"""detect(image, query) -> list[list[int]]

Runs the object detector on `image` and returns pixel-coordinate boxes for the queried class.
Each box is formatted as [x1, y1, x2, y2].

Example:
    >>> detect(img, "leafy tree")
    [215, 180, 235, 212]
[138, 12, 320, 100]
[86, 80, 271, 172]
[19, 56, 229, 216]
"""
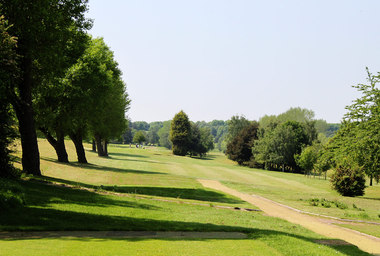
[328, 69, 380, 185]
[170, 111, 191, 156]
[158, 121, 172, 149]
[0, 0, 91, 175]
[226, 115, 251, 143]
[188, 124, 214, 157]
[62, 37, 129, 159]
[133, 131, 146, 145]
[295, 143, 321, 176]
[226, 122, 259, 166]
[254, 121, 309, 171]
[0, 16, 18, 177]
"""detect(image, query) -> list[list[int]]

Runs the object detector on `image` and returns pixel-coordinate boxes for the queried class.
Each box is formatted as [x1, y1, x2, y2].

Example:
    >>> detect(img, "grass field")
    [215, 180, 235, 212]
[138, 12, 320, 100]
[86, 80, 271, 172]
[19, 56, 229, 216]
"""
[3, 139, 379, 255]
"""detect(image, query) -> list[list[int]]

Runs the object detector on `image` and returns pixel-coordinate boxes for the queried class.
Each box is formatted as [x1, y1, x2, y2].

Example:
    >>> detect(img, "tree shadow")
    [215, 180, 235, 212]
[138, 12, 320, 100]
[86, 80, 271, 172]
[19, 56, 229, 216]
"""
[108, 152, 148, 158]
[0, 179, 371, 255]
[99, 186, 245, 204]
[41, 157, 165, 175]
[360, 196, 380, 201]
[16, 179, 159, 210]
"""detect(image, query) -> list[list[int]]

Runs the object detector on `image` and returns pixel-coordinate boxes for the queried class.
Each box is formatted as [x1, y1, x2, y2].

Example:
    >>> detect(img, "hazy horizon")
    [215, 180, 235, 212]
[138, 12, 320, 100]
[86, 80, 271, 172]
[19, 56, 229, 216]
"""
[86, 0, 380, 123]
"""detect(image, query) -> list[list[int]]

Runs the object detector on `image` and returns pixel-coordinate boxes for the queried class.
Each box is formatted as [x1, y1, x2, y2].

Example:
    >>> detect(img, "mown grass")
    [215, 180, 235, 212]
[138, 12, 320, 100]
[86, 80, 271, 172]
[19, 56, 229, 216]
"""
[4, 139, 378, 255]
[0, 178, 370, 256]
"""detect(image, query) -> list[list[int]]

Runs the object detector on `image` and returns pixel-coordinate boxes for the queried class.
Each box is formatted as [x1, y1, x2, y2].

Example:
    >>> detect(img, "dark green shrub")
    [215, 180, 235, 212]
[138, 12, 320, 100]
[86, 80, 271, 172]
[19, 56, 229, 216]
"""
[331, 165, 366, 197]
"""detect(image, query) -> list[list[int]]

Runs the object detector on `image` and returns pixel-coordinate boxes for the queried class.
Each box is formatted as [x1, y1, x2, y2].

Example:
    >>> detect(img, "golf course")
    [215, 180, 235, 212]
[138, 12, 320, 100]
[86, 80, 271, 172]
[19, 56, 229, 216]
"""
[1, 139, 379, 255]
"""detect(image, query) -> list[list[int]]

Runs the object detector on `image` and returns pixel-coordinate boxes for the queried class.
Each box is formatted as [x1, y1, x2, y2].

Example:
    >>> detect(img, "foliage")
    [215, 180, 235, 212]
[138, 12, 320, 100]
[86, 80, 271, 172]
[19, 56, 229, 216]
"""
[295, 143, 322, 175]
[0, 16, 18, 177]
[327, 69, 380, 185]
[158, 121, 172, 149]
[331, 163, 366, 197]
[226, 122, 259, 166]
[170, 111, 191, 156]
[254, 121, 310, 171]
[0, 0, 92, 174]
[226, 115, 251, 143]
[188, 124, 214, 157]
[133, 131, 146, 145]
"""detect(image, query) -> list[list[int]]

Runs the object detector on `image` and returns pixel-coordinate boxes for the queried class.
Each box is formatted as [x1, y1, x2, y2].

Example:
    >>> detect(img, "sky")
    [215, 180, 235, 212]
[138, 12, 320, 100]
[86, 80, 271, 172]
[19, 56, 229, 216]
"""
[86, 0, 380, 123]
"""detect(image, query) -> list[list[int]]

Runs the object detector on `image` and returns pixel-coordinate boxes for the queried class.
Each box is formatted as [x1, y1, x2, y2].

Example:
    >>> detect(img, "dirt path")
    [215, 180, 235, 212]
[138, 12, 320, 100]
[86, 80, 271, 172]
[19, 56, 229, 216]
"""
[198, 179, 380, 255]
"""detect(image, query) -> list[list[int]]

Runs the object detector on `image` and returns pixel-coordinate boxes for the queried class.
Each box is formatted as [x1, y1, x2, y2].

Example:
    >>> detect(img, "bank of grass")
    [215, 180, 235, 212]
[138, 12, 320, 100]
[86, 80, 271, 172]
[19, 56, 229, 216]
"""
[0, 178, 370, 256]
[13, 139, 380, 223]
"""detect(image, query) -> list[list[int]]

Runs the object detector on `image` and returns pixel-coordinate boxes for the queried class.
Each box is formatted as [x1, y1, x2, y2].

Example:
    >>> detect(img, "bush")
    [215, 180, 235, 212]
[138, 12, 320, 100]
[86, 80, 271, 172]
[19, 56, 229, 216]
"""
[331, 165, 366, 197]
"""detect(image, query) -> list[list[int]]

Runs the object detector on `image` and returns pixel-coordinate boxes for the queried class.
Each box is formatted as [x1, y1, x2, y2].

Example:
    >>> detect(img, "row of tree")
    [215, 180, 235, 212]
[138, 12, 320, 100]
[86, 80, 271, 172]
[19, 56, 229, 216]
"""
[0, 1, 129, 177]
[224, 76, 379, 197]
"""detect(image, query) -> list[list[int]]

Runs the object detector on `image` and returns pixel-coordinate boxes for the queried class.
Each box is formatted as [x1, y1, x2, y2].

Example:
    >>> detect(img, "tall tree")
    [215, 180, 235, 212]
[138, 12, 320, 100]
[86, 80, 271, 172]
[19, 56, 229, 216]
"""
[0, 0, 91, 174]
[158, 121, 172, 149]
[226, 122, 259, 166]
[170, 111, 191, 156]
[328, 69, 380, 185]
[0, 16, 18, 177]
[226, 115, 251, 143]
[63, 37, 129, 159]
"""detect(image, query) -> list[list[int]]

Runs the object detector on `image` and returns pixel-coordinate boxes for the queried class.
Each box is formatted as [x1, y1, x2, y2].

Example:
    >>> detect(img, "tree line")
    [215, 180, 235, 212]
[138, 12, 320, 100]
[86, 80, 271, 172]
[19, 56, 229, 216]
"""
[224, 79, 379, 197]
[0, 1, 129, 177]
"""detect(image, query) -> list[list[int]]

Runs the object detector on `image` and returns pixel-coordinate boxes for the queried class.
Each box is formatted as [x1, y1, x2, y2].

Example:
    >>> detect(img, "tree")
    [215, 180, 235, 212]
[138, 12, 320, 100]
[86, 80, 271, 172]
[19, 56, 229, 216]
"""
[170, 111, 191, 156]
[0, 16, 18, 177]
[62, 37, 129, 159]
[331, 162, 366, 197]
[254, 121, 309, 172]
[158, 121, 172, 149]
[226, 115, 251, 143]
[0, 0, 91, 175]
[226, 122, 259, 166]
[133, 131, 146, 145]
[295, 143, 321, 176]
[188, 124, 214, 157]
[328, 69, 380, 185]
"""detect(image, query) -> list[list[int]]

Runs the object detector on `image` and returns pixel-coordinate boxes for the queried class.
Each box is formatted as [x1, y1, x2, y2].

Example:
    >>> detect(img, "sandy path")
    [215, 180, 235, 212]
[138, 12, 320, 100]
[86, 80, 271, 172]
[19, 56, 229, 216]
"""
[198, 179, 380, 255]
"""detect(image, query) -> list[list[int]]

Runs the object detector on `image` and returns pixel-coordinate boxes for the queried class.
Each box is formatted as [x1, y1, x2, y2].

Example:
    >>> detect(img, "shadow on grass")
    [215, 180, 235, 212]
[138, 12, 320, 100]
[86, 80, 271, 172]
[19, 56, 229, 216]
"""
[41, 157, 165, 175]
[0, 179, 371, 255]
[36, 176, 244, 205]
[100, 186, 245, 204]
[189, 155, 217, 161]
[107, 152, 148, 158]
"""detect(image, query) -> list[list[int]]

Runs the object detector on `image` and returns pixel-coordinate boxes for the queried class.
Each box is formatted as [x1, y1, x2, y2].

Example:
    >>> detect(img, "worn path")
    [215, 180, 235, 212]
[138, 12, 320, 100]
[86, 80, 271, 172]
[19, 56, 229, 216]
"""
[198, 179, 380, 255]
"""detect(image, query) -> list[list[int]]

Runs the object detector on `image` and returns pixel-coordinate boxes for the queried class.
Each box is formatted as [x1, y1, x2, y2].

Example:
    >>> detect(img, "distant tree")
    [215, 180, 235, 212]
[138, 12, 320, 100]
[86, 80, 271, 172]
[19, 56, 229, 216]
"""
[158, 121, 172, 149]
[295, 143, 321, 176]
[226, 115, 251, 143]
[226, 122, 259, 166]
[254, 121, 309, 171]
[170, 111, 191, 156]
[0, 0, 91, 175]
[0, 16, 18, 177]
[132, 121, 150, 131]
[188, 124, 214, 157]
[122, 119, 133, 144]
[133, 131, 146, 145]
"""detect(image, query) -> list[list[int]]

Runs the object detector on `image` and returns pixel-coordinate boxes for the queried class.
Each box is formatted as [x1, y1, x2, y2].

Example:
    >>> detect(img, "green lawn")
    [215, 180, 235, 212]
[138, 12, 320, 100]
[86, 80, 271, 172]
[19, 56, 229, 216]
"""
[4, 139, 378, 255]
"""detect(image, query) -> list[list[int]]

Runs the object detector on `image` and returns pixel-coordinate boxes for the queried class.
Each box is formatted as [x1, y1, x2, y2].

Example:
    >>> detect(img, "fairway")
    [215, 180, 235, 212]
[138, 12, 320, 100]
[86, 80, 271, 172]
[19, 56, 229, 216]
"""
[4, 139, 379, 255]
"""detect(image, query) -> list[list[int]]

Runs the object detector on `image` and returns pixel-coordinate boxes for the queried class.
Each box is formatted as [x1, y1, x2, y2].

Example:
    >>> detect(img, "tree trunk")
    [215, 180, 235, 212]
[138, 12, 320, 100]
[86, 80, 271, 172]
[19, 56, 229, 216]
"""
[103, 140, 108, 156]
[370, 174, 373, 186]
[92, 139, 96, 152]
[40, 128, 69, 163]
[13, 57, 41, 175]
[69, 131, 87, 163]
[95, 134, 106, 156]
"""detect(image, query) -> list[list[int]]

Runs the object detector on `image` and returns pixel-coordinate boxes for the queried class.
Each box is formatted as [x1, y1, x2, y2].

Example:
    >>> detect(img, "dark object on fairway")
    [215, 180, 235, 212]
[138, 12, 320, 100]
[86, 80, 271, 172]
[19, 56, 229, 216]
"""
[234, 207, 241, 210]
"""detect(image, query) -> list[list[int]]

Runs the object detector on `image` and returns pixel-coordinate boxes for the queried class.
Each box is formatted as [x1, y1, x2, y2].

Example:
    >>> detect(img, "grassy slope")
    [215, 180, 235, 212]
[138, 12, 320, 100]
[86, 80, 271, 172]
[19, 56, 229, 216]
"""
[3, 139, 377, 255]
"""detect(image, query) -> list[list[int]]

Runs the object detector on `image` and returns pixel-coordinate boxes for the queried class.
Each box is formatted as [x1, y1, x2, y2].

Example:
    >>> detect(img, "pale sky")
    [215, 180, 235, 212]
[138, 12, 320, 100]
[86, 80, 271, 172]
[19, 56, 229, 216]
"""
[86, 0, 380, 123]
